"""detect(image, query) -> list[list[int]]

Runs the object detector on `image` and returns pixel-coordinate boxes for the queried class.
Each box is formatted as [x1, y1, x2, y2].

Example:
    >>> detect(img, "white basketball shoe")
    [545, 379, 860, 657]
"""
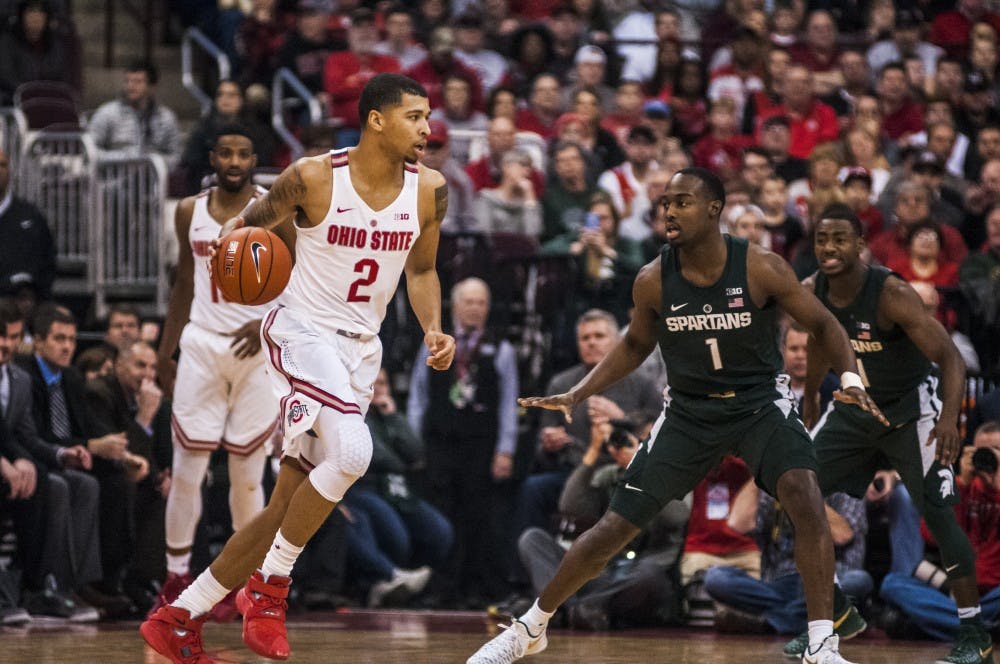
[467, 619, 548, 664]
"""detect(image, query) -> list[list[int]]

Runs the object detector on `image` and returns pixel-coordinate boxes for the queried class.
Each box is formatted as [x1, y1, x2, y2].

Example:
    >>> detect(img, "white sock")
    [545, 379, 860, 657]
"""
[259, 529, 304, 581]
[173, 569, 229, 619]
[166, 552, 191, 576]
[807, 619, 834, 653]
[958, 605, 982, 620]
[519, 599, 554, 636]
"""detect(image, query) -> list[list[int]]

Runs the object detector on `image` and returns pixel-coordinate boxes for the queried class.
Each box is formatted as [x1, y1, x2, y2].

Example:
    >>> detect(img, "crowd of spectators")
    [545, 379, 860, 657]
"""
[1, 0, 1000, 646]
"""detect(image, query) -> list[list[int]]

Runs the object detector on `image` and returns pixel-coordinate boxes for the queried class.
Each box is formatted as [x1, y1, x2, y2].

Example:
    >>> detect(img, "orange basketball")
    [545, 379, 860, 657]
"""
[212, 226, 292, 306]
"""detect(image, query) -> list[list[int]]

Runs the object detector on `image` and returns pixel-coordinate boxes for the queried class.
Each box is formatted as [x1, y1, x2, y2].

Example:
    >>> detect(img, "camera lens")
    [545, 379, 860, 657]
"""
[972, 447, 998, 475]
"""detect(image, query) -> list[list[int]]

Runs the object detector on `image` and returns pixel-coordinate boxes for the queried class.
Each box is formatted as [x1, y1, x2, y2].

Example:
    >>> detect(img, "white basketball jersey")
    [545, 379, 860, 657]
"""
[279, 149, 422, 336]
[189, 186, 271, 334]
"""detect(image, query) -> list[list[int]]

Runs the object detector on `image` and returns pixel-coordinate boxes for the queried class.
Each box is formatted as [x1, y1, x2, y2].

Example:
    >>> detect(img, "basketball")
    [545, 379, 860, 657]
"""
[212, 226, 292, 306]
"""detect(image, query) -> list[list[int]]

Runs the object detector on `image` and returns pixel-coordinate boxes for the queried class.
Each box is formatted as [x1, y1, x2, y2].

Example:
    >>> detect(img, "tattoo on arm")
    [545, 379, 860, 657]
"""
[434, 184, 448, 223]
[244, 164, 307, 228]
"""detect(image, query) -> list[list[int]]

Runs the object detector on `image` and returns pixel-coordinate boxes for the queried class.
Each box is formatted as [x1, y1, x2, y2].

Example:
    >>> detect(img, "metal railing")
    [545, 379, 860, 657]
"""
[93, 154, 168, 318]
[182, 27, 232, 117]
[15, 128, 168, 315]
[272, 67, 323, 162]
[16, 130, 98, 272]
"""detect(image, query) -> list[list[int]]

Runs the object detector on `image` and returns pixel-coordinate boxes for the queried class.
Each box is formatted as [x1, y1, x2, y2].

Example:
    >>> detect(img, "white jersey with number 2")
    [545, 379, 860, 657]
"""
[279, 148, 422, 336]
[189, 186, 271, 334]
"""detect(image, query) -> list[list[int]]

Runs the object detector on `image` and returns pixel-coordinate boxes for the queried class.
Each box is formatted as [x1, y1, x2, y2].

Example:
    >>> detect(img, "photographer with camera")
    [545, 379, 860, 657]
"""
[515, 415, 690, 631]
[879, 421, 1000, 641]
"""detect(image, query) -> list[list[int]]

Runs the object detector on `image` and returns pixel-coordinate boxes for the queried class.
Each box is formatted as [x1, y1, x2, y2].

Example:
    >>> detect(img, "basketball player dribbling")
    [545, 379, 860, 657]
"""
[150, 125, 279, 621]
[141, 73, 455, 663]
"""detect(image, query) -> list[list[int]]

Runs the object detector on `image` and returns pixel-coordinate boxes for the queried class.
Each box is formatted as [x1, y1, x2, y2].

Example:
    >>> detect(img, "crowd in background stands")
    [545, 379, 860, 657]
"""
[1, 0, 1000, 643]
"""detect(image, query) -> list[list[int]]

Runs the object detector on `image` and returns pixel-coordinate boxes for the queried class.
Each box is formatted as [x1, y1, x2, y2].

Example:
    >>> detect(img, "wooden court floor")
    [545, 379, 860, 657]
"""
[0, 610, 994, 663]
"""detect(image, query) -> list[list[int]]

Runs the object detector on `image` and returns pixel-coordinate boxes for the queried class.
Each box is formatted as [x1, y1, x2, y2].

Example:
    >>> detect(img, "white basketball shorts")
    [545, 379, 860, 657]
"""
[260, 306, 382, 470]
[171, 321, 278, 456]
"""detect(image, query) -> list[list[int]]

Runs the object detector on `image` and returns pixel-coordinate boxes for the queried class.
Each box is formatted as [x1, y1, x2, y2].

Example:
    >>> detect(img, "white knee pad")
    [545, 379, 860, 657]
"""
[165, 448, 212, 549]
[308, 416, 373, 503]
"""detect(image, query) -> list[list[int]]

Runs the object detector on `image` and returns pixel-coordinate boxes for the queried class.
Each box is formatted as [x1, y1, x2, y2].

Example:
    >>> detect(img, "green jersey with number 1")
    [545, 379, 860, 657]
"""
[656, 236, 784, 403]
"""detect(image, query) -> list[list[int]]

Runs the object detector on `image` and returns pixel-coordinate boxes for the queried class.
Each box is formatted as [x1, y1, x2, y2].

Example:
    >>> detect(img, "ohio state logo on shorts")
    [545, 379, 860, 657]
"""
[287, 400, 310, 426]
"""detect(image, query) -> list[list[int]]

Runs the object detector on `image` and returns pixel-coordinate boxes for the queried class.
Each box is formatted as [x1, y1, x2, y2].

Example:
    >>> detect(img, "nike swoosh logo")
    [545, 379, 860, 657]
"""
[624, 483, 644, 493]
[250, 241, 267, 283]
[945, 563, 960, 573]
[670, 303, 688, 312]
[337, 206, 354, 213]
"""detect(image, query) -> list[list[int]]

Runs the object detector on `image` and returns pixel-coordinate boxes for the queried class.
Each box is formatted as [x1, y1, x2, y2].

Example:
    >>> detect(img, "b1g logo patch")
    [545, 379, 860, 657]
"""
[287, 400, 310, 426]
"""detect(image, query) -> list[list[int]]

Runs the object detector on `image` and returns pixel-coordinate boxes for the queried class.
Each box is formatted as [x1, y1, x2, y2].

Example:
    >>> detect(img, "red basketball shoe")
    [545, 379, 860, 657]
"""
[140, 604, 214, 664]
[208, 587, 241, 623]
[147, 572, 194, 619]
[236, 571, 291, 660]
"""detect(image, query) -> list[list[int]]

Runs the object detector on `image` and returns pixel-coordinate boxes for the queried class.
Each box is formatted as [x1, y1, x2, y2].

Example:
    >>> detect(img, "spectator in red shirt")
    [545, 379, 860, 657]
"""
[877, 62, 924, 143]
[515, 73, 563, 140]
[322, 8, 400, 140]
[887, 222, 960, 289]
[788, 10, 843, 95]
[929, 0, 1000, 60]
[235, 0, 289, 89]
[756, 64, 839, 160]
[680, 457, 761, 586]
[869, 180, 968, 267]
[404, 26, 484, 114]
[465, 116, 545, 196]
[692, 97, 753, 181]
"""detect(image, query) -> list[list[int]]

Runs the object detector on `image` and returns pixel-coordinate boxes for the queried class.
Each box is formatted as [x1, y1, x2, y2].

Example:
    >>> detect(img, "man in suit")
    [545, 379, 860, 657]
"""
[86, 339, 171, 607]
[0, 298, 98, 620]
[0, 303, 44, 625]
[15, 303, 141, 614]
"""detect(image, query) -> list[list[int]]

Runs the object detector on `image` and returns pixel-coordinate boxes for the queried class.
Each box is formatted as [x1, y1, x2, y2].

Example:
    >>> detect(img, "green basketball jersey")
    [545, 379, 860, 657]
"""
[814, 266, 930, 405]
[656, 236, 783, 399]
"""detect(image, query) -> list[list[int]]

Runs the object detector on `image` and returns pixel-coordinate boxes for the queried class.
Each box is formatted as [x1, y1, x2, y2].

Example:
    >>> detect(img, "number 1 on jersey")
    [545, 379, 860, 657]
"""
[347, 258, 380, 303]
[705, 337, 723, 371]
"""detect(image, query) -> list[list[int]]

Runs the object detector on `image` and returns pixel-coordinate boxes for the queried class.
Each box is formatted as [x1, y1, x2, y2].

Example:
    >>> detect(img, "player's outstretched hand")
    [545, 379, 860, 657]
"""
[927, 420, 961, 466]
[229, 319, 263, 359]
[425, 331, 455, 370]
[833, 387, 890, 427]
[519, 393, 577, 423]
[208, 216, 246, 265]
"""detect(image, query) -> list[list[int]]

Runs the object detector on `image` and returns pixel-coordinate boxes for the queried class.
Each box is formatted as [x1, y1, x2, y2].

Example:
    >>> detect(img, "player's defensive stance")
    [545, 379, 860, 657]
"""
[467, 169, 887, 664]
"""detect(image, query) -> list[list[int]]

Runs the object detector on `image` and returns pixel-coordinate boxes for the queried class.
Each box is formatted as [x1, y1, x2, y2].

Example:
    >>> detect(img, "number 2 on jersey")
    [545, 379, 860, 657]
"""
[705, 337, 723, 371]
[347, 258, 379, 303]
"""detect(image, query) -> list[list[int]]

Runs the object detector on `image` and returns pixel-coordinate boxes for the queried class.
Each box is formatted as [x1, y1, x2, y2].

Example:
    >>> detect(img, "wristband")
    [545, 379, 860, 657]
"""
[840, 371, 864, 391]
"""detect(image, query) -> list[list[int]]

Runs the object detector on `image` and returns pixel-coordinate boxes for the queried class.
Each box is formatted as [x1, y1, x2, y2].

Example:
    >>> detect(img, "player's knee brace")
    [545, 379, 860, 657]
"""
[228, 450, 267, 530]
[308, 417, 372, 503]
[922, 501, 976, 579]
